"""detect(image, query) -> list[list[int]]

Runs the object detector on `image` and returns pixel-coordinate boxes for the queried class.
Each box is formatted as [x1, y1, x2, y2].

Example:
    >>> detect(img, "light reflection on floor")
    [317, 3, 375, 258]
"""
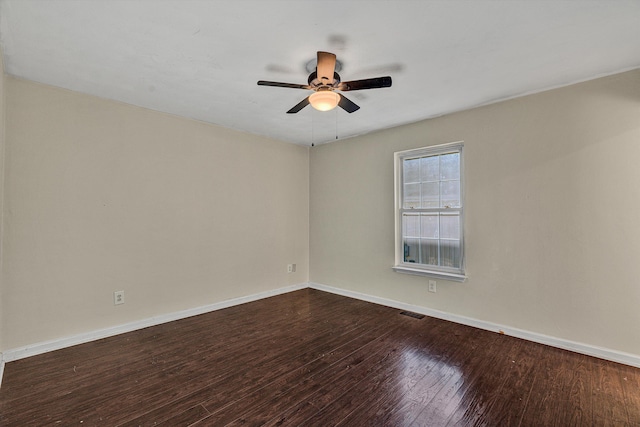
[393, 345, 464, 425]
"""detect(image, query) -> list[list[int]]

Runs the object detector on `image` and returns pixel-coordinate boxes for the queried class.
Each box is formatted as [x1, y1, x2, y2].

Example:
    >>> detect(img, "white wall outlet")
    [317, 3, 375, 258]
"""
[287, 264, 296, 273]
[114, 290, 125, 305]
[428, 280, 437, 293]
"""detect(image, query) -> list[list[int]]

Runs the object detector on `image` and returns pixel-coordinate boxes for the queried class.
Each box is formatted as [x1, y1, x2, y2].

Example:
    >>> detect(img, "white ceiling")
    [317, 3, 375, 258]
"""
[1, 0, 639, 146]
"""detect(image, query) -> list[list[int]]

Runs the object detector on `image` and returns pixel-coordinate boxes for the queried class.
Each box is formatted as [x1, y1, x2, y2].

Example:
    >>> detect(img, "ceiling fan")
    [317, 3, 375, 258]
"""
[257, 51, 392, 114]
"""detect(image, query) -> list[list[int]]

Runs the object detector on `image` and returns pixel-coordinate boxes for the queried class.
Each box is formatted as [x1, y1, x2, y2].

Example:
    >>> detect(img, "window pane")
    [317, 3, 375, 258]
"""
[403, 238, 419, 263]
[440, 180, 460, 208]
[420, 182, 439, 208]
[403, 213, 420, 237]
[440, 240, 461, 268]
[420, 156, 439, 182]
[440, 212, 461, 268]
[404, 183, 420, 208]
[440, 152, 460, 180]
[421, 240, 439, 266]
[440, 213, 460, 239]
[420, 214, 438, 238]
[403, 158, 420, 183]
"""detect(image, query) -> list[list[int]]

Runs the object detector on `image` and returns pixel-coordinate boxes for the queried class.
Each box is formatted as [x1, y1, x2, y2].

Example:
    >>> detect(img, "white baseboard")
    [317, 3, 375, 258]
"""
[309, 282, 640, 369]
[1, 282, 308, 365]
[2, 280, 638, 390]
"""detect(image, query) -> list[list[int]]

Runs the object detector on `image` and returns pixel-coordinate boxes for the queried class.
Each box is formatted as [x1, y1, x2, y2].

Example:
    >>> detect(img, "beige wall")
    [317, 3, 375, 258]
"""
[310, 70, 640, 357]
[2, 77, 309, 350]
[2, 66, 639, 360]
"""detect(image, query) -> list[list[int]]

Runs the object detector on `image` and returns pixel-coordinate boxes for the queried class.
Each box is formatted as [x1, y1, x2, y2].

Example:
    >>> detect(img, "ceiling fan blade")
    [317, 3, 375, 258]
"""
[286, 97, 310, 114]
[337, 76, 392, 91]
[316, 51, 336, 85]
[338, 94, 360, 113]
[257, 80, 311, 89]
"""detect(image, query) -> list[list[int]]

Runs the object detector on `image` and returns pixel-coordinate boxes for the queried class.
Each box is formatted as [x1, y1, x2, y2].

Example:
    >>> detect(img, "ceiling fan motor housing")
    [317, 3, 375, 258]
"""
[308, 71, 341, 88]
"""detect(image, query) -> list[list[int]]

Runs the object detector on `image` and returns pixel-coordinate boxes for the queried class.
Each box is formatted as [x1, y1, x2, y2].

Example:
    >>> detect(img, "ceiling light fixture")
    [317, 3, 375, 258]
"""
[309, 91, 340, 111]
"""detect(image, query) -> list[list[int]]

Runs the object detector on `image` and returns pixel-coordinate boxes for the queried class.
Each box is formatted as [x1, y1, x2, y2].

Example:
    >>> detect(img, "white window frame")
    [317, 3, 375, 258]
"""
[393, 142, 467, 282]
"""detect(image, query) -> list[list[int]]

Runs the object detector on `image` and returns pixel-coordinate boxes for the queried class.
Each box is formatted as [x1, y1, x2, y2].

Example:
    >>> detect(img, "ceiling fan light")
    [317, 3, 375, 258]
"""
[309, 91, 340, 111]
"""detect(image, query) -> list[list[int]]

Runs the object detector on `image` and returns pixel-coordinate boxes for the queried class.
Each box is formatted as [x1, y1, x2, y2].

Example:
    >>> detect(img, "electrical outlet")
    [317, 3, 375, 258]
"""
[287, 264, 296, 273]
[428, 280, 437, 293]
[114, 290, 125, 305]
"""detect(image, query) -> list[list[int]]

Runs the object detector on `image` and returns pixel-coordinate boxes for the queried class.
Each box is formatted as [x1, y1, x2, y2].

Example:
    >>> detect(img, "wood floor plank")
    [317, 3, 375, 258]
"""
[331, 321, 489, 427]
[214, 318, 433, 426]
[519, 346, 594, 426]
[198, 320, 406, 425]
[2, 289, 344, 424]
[622, 363, 640, 424]
[592, 359, 640, 425]
[427, 334, 522, 426]
[2, 290, 374, 425]
[109, 292, 391, 425]
[282, 338, 425, 426]
[201, 335, 401, 424]
[592, 360, 628, 426]
[0, 289, 312, 401]
[118, 290, 400, 427]
[297, 319, 488, 427]
[0, 288, 638, 426]
[154, 404, 210, 427]
[405, 328, 504, 426]
[458, 336, 544, 426]
[195, 313, 388, 405]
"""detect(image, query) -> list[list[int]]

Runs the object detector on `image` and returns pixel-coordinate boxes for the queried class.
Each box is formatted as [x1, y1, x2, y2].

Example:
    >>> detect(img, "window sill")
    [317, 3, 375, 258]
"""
[392, 265, 467, 282]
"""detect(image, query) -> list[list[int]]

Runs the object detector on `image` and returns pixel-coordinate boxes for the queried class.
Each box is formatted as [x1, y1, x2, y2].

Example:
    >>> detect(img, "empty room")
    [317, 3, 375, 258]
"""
[0, 1, 639, 425]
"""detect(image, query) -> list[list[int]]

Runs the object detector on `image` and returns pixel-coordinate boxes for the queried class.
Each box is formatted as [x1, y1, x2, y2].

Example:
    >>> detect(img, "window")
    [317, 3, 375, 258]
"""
[393, 142, 466, 281]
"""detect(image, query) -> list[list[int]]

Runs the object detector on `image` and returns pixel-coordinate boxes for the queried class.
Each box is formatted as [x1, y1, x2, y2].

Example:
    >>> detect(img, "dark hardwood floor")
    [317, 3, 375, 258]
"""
[1, 288, 638, 426]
